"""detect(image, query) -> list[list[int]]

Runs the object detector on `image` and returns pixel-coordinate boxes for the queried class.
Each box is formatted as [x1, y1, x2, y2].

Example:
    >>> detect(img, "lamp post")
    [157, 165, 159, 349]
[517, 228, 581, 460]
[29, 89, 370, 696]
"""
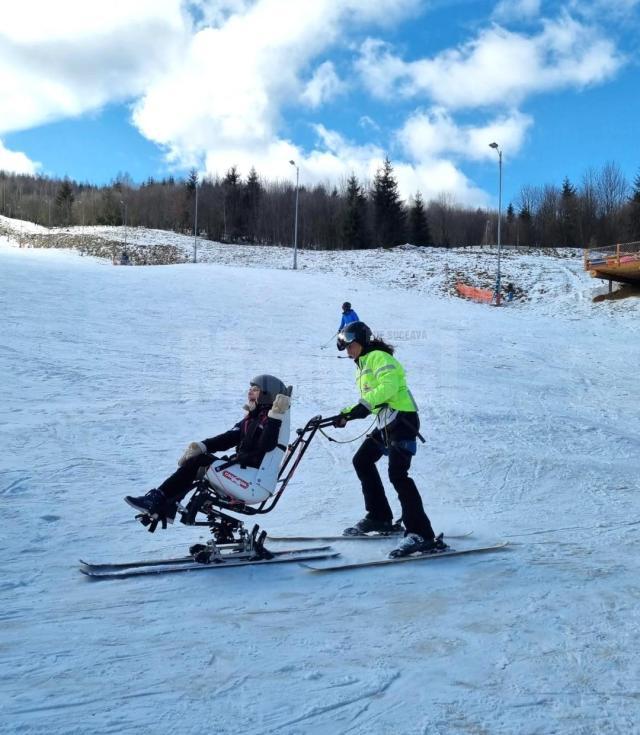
[489, 142, 503, 306]
[289, 159, 299, 270]
[193, 179, 199, 264]
[120, 199, 128, 251]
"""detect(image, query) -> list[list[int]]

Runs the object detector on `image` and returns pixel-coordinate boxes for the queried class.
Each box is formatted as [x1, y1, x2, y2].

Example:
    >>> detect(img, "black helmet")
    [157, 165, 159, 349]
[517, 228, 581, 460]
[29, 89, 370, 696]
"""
[337, 321, 372, 351]
[250, 374, 287, 404]
[342, 302, 351, 312]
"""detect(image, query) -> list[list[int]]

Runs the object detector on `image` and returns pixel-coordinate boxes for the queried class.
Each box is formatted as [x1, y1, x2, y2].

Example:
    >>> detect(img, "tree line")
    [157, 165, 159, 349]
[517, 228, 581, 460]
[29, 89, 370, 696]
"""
[1, 158, 639, 249]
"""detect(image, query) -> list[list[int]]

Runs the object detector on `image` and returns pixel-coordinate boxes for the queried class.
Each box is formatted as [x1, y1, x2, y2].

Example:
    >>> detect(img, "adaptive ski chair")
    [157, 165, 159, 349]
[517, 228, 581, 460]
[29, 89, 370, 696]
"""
[179, 386, 300, 562]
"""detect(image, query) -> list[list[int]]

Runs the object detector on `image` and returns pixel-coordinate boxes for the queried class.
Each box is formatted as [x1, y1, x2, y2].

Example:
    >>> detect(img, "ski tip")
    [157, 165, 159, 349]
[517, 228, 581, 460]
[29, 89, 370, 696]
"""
[298, 562, 324, 571]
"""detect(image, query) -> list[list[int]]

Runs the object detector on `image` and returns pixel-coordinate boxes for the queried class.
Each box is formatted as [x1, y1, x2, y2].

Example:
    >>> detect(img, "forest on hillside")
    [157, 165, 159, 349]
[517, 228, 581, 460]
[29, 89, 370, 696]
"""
[1, 158, 639, 250]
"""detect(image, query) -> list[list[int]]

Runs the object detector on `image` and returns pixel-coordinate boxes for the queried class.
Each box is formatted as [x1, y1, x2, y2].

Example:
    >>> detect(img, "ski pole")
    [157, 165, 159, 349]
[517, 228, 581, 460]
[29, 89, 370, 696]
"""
[320, 332, 339, 349]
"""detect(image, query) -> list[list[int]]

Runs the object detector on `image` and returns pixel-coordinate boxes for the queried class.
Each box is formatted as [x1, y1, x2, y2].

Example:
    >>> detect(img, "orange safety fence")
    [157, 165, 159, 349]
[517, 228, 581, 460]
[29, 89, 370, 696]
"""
[455, 282, 494, 303]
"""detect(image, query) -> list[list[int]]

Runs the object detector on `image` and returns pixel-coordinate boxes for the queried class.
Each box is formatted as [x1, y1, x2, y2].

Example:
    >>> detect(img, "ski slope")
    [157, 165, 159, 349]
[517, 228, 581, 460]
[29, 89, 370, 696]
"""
[1, 228, 639, 735]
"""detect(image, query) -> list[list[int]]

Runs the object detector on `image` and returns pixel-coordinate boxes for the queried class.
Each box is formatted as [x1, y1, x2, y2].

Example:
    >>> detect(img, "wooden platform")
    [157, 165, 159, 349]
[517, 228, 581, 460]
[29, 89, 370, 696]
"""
[584, 243, 640, 285]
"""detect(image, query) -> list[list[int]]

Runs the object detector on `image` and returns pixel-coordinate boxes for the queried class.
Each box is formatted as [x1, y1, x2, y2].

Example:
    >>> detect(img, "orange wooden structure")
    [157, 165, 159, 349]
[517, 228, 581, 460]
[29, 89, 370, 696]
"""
[584, 242, 640, 285]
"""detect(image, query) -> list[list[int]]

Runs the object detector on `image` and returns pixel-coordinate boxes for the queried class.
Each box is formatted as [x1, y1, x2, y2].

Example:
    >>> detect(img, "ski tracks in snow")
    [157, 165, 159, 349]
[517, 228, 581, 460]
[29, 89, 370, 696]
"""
[265, 670, 401, 734]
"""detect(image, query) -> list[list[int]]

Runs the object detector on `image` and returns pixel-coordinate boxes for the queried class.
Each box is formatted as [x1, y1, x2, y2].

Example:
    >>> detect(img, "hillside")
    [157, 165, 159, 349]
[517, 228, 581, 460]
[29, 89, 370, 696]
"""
[1, 226, 639, 735]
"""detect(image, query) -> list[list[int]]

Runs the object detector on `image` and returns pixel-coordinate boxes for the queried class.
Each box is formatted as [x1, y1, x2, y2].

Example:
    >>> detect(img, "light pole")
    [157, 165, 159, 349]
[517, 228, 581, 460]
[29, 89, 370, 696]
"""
[120, 199, 128, 252]
[193, 179, 199, 264]
[289, 159, 299, 270]
[489, 142, 503, 306]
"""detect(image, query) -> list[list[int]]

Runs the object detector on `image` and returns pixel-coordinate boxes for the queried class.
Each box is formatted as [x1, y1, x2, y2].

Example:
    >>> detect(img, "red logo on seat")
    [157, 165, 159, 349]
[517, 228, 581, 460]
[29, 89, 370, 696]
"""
[222, 470, 250, 489]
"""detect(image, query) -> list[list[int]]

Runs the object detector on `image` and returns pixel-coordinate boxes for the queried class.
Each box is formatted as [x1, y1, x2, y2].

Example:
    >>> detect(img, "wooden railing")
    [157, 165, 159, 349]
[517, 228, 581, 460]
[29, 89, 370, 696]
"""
[584, 242, 640, 271]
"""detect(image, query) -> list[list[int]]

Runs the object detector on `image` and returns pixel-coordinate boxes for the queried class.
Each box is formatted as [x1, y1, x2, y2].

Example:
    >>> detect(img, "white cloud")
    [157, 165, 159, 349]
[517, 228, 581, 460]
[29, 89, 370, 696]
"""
[0, 0, 629, 207]
[394, 159, 490, 207]
[132, 0, 421, 173]
[356, 13, 623, 109]
[397, 107, 533, 161]
[301, 62, 347, 108]
[493, 0, 541, 22]
[0, 1, 190, 134]
[359, 115, 381, 132]
[0, 140, 40, 174]
[187, 0, 255, 28]
[568, 0, 640, 18]
[309, 124, 490, 205]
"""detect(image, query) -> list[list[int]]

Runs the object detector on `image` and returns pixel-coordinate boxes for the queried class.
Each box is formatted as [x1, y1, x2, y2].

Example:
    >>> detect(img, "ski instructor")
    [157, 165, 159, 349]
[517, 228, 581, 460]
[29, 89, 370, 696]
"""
[334, 322, 446, 558]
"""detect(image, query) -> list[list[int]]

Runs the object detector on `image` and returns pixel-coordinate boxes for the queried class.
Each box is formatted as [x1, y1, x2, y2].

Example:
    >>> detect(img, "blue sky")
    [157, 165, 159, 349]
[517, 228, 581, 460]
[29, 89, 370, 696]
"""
[1, 0, 639, 209]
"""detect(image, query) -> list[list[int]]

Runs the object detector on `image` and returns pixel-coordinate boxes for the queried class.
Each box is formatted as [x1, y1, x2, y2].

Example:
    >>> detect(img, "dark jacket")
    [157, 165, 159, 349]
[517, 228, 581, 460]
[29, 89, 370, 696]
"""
[203, 405, 281, 468]
[157, 405, 283, 503]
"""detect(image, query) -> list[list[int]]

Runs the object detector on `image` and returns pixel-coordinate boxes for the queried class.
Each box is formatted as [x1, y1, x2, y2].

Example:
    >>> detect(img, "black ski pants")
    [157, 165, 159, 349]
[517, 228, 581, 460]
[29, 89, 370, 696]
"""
[352, 415, 435, 539]
[158, 454, 214, 502]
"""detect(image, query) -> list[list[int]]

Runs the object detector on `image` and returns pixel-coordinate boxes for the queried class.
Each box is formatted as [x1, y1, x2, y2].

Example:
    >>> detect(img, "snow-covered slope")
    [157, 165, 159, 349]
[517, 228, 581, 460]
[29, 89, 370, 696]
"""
[1, 230, 639, 735]
[0, 214, 608, 315]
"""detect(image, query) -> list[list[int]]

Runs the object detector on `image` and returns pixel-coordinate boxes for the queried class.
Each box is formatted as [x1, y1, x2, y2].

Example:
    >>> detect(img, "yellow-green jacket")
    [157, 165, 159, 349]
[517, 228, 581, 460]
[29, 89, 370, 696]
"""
[343, 349, 418, 427]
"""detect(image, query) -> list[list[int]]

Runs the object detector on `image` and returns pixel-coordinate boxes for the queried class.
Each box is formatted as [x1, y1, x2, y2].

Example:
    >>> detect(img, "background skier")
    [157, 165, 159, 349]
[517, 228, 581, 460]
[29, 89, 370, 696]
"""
[338, 301, 359, 332]
[125, 374, 290, 524]
[334, 321, 445, 558]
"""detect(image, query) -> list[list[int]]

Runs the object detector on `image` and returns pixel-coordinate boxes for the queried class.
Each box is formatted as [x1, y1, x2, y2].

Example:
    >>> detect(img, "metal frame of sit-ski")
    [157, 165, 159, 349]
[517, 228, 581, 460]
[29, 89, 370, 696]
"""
[138, 414, 340, 563]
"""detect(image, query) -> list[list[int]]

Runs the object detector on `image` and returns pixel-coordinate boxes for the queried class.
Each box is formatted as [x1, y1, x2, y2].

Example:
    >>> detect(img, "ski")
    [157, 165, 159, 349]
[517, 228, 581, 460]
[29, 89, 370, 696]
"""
[302, 542, 509, 573]
[80, 550, 340, 579]
[267, 531, 473, 542]
[80, 545, 331, 571]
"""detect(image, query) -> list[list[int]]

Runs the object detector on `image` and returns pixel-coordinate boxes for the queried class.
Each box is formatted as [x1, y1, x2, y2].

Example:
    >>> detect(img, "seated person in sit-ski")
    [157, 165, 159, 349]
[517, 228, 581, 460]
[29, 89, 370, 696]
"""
[125, 374, 290, 523]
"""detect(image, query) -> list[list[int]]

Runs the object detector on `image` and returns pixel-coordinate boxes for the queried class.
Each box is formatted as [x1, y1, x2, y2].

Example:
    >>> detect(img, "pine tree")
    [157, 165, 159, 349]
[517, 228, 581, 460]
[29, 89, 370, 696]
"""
[518, 203, 532, 247]
[505, 203, 515, 245]
[627, 170, 640, 241]
[371, 157, 406, 247]
[97, 188, 120, 226]
[407, 191, 432, 246]
[223, 166, 242, 241]
[341, 174, 369, 249]
[243, 167, 263, 243]
[185, 168, 199, 192]
[55, 179, 74, 225]
[559, 177, 578, 246]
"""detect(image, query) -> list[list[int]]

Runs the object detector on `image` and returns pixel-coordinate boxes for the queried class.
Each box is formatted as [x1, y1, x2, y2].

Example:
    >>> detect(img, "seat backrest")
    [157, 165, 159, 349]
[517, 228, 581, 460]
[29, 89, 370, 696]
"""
[204, 391, 292, 505]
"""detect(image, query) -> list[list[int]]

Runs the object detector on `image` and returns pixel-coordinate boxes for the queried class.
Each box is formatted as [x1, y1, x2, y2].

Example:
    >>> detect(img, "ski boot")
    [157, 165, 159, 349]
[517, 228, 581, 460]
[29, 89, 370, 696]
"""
[124, 488, 165, 515]
[388, 532, 448, 558]
[343, 516, 396, 537]
[125, 489, 177, 529]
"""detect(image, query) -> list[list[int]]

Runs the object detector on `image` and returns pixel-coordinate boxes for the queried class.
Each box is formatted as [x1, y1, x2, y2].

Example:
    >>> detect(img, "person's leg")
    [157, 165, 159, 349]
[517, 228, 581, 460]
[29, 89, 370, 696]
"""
[387, 445, 435, 539]
[157, 454, 212, 503]
[125, 454, 212, 516]
[353, 436, 392, 522]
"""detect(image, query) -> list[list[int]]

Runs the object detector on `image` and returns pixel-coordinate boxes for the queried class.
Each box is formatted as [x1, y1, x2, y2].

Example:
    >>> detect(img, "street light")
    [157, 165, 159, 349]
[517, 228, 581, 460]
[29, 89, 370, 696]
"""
[193, 179, 199, 264]
[289, 159, 299, 270]
[120, 199, 128, 252]
[489, 142, 503, 306]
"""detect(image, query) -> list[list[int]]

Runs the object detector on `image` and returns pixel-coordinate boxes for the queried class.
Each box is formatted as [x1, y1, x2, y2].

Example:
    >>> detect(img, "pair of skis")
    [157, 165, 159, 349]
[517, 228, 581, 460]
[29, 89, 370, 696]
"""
[79, 545, 338, 579]
[80, 531, 508, 579]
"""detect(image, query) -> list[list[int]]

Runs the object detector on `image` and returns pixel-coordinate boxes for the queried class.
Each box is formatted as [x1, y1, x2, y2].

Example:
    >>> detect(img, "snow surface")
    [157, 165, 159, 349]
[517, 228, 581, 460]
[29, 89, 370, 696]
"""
[1, 223, 639, 735]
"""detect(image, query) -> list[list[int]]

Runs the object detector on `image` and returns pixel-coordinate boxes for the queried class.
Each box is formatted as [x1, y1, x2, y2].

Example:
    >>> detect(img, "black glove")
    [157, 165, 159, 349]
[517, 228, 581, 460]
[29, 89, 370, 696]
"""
[345, 403, 371, 421]
[332, 415, 348, 428]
